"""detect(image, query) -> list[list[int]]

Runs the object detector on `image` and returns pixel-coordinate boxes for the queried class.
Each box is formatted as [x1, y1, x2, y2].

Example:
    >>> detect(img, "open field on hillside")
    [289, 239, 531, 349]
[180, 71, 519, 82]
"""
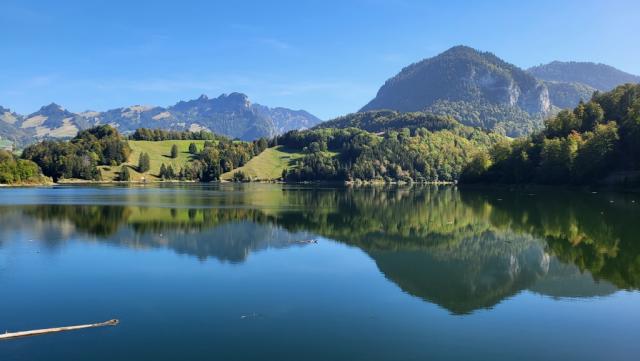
[99, 140, 208, 181]
[221, 146, 304, 181]
[99, 141, 304, 182]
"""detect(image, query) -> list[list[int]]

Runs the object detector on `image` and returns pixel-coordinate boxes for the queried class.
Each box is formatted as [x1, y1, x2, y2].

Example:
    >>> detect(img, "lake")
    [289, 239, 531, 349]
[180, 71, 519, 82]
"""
[1, 184, 639, 361]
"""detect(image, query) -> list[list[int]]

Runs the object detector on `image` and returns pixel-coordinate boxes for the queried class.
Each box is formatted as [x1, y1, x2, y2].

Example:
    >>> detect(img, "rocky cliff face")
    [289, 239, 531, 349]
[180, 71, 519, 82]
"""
[360, 46, 551, 136]
[541, 80, 597, 109]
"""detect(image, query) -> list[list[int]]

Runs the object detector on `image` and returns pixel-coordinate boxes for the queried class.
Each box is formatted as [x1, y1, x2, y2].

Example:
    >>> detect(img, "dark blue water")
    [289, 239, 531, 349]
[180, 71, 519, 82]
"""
[1, 184, 639, 360]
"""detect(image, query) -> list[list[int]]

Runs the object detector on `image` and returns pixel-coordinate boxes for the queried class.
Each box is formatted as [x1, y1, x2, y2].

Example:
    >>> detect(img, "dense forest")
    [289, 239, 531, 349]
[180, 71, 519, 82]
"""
[279, 112, 503, 182]
[461, 84, 640, 185]
[424, 100, 545, 136]
[316, 110, 461, 133]
[0, 149, 46, 184]
[21, 125, 131, 181]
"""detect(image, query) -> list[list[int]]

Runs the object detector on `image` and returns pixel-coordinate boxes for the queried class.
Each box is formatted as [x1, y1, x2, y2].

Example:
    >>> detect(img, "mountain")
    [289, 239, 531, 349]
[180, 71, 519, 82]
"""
[0, 106, 34, 146]
[528, 61, 640, 91]
[541, 80, 597, 109]
[361, 46, 551, 136]
[0, 106, 22, 125]
[19, 103, 93, 138]
[81, 93, 321, 140]
[254, 105, 320, 135]
[0, 93, 321, 146]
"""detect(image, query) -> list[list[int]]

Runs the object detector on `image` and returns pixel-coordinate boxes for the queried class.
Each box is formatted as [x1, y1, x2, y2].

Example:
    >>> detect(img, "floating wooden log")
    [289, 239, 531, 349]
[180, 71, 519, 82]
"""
[0, 319, 119, 340]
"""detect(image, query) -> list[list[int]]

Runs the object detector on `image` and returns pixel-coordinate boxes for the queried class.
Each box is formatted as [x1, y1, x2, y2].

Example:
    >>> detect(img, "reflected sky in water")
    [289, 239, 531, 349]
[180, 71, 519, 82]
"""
[1, 184, 639, 361]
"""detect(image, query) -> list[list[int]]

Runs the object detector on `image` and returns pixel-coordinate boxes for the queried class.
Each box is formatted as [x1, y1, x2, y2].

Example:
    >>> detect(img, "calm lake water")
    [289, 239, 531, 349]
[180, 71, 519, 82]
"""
[1, 184, 639, 360]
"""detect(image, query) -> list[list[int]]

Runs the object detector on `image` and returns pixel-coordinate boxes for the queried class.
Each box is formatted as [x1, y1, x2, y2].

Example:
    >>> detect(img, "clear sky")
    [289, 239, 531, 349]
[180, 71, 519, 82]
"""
[1, 0, 638, 119]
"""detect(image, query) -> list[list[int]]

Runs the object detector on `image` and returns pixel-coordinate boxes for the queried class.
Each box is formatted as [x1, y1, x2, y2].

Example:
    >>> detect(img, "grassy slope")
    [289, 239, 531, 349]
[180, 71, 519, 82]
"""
[221, 146, 304, 181]
[99, 140, 208, 181]
[100, 141, 304, 182]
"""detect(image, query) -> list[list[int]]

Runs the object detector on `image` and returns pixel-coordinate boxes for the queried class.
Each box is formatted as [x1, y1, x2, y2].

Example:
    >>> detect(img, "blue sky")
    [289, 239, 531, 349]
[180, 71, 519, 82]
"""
[1, 0, 638, 119]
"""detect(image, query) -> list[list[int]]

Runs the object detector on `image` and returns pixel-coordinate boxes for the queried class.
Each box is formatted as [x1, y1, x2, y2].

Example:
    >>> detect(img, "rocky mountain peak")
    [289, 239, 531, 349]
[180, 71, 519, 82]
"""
[219, 92, 250, 106]
[362, 45, 550, 115]
[34, 103, 71, 117]
[0, 93, 320, 144]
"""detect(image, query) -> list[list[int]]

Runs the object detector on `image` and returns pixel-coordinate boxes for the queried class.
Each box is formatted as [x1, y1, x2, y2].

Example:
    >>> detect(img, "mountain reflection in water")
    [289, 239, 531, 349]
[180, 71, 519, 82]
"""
[0, 184, 637, 314]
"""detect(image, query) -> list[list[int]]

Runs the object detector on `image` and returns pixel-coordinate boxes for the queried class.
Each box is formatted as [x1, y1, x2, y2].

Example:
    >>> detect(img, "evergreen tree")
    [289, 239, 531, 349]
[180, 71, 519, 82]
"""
[159, 163, 177, 180]
[138, 152, 151, 173]
[119, 166, 131, 181]
[188, 142, 198, 154]
[159, 163, 167, 179]
[170, 144, 179, 159]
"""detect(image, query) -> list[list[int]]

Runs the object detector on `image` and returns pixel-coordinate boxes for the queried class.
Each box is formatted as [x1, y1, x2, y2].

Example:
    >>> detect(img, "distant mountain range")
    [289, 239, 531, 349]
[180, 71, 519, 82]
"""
[0, 93, 321, 146]
[528, 61, 640, 110]
[528, 61, 640, 91]
[3, 46, 640, 145]
[360, 46, 639, 136]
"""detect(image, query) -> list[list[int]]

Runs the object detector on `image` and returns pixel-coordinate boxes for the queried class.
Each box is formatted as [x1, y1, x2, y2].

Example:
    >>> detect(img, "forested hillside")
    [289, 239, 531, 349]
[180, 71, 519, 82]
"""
[279, 115, 504, 182]
[316, 110, 460, 133]
[361, 46, 551, 136]
[0, 149, 47, 184]
[461, 84, 640, 185]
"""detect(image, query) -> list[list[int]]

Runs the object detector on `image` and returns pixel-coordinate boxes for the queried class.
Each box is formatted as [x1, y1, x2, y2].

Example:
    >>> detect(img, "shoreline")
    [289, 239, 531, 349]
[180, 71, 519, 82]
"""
[2, 179, 638, 192]
[2, 179, 455, 187]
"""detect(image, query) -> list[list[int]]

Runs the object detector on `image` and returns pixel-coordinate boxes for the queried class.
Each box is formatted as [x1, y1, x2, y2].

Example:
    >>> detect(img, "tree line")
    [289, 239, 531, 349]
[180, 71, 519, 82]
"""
[0, 149, 45, 184]
[11, 125, 269, 183]
[130, 128, 217, 141]
[461, 84, 640, 185]
[277, 121, 502, 182]
[21, 125, 131, 182]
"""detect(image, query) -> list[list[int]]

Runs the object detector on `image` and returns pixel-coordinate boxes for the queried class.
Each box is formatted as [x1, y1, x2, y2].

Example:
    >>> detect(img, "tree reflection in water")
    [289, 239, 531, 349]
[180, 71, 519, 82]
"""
[1, 185, 637, 314]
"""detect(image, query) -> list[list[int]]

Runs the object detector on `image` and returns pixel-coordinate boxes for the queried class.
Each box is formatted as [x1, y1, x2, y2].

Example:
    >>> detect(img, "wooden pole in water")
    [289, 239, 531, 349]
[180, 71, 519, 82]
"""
[0, 319, 119, 340]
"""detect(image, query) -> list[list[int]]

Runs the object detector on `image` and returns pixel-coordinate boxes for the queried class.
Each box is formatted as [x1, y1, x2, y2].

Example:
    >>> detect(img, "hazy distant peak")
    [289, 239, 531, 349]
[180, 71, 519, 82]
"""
[217, 92, 251, 105]
[29, 103, 74, 118]
[528, 61, 640, 91]
[40, 102, 64, 112]
[0, 93, 321, 143]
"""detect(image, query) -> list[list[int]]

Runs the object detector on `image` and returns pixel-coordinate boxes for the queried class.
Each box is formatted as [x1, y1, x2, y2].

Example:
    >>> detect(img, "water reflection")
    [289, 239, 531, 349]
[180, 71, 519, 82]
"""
[0, 185, 637, 314]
